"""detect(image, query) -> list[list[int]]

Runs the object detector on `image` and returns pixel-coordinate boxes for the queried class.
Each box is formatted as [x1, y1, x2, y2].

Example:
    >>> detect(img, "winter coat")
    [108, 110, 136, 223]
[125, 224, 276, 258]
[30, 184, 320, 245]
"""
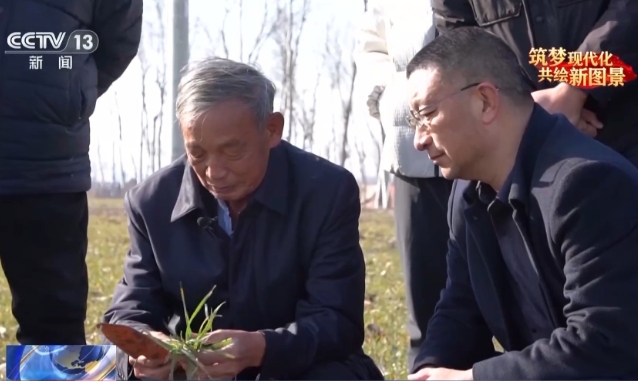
[354, 0, 441, 178]
[0, 0, 143, 195]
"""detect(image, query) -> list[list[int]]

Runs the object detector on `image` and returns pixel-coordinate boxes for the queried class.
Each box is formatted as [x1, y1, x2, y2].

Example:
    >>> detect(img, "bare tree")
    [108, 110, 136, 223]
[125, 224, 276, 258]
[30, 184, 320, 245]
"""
[246, 1, 279, 64]
[137, 42, 149, 181]
[295, 71, 321, 151]
[218, 1, 233, 58]
[272, 0, 311, 145]
[151, 0, 167, 172]
[197, 0, 277, 65]
[324, 25, 357, 167]
[136, 0, 168, 180]
[112, 91, 132, 184]
[96, 143, 106, 185]
[354, 137, 368, 202]
[193, 16, 216, 55]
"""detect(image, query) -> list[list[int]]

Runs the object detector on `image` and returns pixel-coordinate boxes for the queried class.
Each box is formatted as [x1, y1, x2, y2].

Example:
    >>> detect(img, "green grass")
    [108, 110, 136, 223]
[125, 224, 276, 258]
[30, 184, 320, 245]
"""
[0, 198, 408, 379]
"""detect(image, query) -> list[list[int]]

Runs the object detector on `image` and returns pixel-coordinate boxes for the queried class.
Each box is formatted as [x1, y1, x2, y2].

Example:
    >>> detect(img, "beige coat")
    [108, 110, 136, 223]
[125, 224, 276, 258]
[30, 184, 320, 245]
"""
[354, 0, 439, 178]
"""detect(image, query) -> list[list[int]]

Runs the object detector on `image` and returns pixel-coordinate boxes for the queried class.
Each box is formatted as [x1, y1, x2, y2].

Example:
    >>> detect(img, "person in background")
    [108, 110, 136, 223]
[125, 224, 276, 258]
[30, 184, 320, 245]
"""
[0, 0, 142, 345]
[432, 0, 638, 166]
[406, 27, 638, 380]
[354, 0, 453, 369]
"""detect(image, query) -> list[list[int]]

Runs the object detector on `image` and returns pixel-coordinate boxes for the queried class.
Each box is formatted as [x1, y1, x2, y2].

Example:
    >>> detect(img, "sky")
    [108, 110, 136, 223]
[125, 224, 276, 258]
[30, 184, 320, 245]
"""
[88, 0, 381, 184]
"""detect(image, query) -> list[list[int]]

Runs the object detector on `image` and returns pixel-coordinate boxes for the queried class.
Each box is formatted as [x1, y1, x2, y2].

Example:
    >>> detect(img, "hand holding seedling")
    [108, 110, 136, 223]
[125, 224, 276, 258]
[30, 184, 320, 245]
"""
[127, 331, 183, 380]
[100, 285, 235, 380]
[192, 329, 266, 380]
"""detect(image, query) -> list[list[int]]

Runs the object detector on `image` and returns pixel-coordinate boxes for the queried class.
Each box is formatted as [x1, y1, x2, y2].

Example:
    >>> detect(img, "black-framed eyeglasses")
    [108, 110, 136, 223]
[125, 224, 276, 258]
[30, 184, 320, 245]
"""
[406, 82, 481, 129]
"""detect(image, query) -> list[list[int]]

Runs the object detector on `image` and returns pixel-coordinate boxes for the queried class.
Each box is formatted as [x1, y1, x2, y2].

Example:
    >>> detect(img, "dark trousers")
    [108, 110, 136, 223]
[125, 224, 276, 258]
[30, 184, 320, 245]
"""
[393, 175, 453, 370]
[296, 352, 383, 380]
[0, 192, 89, 344]
[120, 352, 384, 380]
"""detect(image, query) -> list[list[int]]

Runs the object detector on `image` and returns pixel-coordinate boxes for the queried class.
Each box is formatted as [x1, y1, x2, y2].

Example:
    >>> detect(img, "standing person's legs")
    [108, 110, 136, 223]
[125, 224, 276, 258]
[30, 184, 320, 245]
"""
[393, 175, 453, 370]
[0, 192, 89, 344]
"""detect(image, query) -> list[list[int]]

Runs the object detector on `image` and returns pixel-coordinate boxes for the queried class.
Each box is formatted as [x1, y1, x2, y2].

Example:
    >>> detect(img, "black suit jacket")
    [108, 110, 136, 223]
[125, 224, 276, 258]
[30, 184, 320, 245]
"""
[103, 141, 382, 380]
[414, 105, 638, 379]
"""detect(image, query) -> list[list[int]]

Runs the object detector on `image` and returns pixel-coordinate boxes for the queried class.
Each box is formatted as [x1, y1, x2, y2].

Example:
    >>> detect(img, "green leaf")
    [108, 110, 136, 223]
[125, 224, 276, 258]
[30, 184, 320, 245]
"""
[187, 360, 198, 381]
[147, 283, 230, 379]
[180, 283, 191, 339]
[141, 331, 179, 353]
[196, 304, 211, 337]
[169, 356, 176, 380]
[187, 286, 216, 340]
[196, 301, 225, 343]
[181, 348, 212, 380]
[202, 337, 233, 352]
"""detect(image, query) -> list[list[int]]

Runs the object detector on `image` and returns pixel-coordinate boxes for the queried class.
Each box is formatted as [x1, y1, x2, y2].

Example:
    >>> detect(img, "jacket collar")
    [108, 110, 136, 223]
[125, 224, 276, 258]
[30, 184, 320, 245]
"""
[171, 142, 290, 222]
[464, 103, 555, 208]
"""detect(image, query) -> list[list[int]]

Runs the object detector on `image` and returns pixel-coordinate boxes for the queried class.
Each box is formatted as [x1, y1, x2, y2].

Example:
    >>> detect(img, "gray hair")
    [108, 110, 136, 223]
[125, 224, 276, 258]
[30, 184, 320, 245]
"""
[176, 57, 277, 129]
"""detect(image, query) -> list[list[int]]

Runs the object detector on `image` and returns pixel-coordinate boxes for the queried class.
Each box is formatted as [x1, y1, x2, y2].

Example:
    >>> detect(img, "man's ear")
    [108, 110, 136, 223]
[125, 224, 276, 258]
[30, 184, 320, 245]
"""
[264, 112, 284, 148]
[477, 84, 499, 125]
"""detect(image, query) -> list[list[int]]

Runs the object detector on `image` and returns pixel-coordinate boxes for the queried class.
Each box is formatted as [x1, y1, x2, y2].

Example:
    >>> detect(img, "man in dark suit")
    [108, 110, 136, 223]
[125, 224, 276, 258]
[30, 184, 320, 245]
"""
[102, 58, 383, 381]
[404, 27, 638, 380]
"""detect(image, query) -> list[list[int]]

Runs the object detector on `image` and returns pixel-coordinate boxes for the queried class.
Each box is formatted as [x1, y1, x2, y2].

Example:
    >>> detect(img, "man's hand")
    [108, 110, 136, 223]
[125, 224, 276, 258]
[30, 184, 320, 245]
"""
[129, 331, 173, 380]
[576, 108, 604, 137]
[532, 83, 589, 125]
[193, 329, 266, 380]
[408, 367, 473, 380]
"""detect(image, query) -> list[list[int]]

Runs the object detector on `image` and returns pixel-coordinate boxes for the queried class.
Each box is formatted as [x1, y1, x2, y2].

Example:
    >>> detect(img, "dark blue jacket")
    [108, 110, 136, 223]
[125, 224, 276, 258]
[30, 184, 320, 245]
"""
[103, 141, 383, 380]
[414, 105, 638, 379]
[0, 0, 142, 195]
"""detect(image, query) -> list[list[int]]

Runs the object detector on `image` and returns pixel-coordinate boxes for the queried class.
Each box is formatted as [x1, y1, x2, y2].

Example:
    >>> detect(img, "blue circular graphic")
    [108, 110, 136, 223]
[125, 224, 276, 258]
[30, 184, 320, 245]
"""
[7, 345, 116, 380]
[48, 345, 106, 376]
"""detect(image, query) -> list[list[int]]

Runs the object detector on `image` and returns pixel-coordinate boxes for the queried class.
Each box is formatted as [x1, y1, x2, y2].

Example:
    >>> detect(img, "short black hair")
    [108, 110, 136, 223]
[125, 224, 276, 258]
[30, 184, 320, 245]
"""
[407, 27, 532, 104]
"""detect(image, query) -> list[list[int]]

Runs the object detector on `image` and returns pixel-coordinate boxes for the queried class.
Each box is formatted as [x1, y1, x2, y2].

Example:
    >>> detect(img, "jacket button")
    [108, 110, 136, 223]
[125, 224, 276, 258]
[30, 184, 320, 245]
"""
[472, 215, 479, 221]
[535, 16, 544, 22]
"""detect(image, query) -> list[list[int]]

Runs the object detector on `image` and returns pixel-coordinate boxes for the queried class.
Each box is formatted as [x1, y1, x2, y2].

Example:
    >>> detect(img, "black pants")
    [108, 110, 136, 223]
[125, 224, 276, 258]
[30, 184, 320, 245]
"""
[0, 192, 89, 344]
[295, 352, 384, 380]
[393, 175, 453, 370]
[119, 351, 385, 380]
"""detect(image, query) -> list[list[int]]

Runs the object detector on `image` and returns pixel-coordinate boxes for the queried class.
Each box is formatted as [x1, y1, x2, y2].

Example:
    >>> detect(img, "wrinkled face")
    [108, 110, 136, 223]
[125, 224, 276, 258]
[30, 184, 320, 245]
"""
[407, 68, 497, 180]
[182, 100, 283, 202]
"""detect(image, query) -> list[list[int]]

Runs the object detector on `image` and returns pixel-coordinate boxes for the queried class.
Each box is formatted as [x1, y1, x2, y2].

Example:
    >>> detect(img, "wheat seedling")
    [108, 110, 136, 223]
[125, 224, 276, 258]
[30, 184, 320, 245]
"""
[141, 284, 233, 380]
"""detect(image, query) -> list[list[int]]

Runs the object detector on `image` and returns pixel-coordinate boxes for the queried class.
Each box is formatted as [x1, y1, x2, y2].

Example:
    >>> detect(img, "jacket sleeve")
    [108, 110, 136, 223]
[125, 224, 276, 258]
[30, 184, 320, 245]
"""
[432, 0, 478, 32]
[92, 0, 143, 97]
[412, 180, 497, 373]
[102, 192, 172, 334]
[577, 0, 638, 104]
[472, 162, 638, 380]
[258, 173, 366, 380]
[353, 0, 395, 119]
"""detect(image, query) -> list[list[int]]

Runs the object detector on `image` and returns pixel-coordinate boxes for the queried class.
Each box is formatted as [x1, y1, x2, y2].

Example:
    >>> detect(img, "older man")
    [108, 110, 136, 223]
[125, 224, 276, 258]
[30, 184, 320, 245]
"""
[103, 58, 383, 381]
[405, 28, 638, 380]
